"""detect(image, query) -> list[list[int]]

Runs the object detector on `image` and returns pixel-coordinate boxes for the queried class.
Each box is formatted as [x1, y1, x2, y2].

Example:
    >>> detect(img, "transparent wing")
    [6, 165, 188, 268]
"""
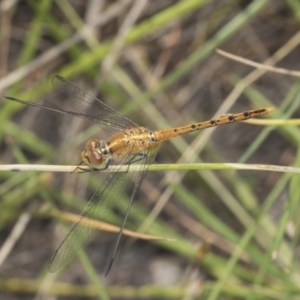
[48, 145, 159, 274]
[52, 76, 138, 131]
[5, 76, 137, 132]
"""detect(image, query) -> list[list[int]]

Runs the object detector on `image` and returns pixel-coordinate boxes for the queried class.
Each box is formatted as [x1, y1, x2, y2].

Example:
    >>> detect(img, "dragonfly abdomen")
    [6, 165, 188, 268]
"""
[153, 107, 274, 143]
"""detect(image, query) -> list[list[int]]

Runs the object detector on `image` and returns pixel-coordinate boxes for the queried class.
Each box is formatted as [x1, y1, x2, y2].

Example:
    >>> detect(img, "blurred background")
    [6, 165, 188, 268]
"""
[0, 0, 300, 299]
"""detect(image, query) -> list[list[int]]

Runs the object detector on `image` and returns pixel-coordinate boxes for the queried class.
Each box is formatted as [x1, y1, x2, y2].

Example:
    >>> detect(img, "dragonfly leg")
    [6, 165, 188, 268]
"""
[124, 153, 147, 173]
[72, 159, 111, 173]
[72, 161, 86, 173]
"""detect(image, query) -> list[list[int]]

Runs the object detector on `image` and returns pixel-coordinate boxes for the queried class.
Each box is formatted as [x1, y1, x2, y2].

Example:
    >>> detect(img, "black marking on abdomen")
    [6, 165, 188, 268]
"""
[210, 120, 216, 126]
[228, 115, 235, 121]
[256, 109, 265, 114]
[243, 111, 250, 117]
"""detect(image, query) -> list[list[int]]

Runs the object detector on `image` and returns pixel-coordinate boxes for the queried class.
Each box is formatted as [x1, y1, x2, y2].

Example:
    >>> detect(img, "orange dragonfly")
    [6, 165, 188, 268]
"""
[5, 76, 274, 275]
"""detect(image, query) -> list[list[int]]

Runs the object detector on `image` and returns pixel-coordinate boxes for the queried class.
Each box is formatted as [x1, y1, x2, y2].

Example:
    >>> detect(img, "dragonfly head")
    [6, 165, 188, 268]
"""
[81, 138, 107, 166]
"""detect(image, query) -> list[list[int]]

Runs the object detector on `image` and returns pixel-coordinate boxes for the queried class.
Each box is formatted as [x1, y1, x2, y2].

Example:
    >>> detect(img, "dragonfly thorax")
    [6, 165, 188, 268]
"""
[81, 138, 110, 166]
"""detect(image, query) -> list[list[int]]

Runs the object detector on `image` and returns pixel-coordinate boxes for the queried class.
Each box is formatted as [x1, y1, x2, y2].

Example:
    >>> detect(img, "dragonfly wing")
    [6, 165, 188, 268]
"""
[52, 76, 138, 131]
[6, 76, 137, 132]
[48, 144, 159, 273]
[104, 144, 160, 275]
[5, 96, 121, 125]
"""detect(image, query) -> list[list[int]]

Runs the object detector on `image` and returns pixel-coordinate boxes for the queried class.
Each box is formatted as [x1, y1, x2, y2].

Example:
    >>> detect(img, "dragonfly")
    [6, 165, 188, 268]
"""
[5, 75, 275, 275]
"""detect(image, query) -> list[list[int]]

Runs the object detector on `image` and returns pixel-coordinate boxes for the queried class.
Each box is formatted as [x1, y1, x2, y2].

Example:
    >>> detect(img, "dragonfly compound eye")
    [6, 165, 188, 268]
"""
[82, 138, 105, 166]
